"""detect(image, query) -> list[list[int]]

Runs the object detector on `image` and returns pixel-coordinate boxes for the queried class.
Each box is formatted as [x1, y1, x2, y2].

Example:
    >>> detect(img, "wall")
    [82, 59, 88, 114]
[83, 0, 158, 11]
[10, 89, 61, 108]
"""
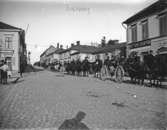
[0, 31, 19, 72]
[127, 15, 160, 43]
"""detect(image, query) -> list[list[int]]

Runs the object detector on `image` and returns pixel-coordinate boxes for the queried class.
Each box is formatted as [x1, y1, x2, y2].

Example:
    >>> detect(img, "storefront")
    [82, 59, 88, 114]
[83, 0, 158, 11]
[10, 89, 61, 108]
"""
[128, 39, 151, 62]
[0, 50, 14, 71]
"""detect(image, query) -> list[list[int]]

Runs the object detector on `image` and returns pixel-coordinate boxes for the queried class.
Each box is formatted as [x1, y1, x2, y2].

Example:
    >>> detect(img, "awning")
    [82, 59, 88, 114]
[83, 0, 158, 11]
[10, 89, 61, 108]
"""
[158, 47, 167, 54]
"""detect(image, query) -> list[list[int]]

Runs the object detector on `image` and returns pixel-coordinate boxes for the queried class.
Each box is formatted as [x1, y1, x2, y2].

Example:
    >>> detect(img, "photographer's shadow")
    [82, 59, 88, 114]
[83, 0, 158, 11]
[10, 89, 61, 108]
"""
[58, 111, 89, 130]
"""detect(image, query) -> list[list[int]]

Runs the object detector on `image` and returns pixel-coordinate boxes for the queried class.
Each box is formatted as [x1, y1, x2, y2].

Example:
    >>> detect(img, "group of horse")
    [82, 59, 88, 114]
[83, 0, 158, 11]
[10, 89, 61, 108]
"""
[64, 58, 102, 77]
[55, 54, 165, 87]
[123, 55, 166, 87]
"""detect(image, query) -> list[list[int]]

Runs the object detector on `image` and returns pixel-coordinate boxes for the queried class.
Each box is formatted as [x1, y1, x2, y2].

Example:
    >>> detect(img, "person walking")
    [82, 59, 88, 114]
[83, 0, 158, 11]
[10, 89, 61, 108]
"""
[82, 57, 90, 77]
[0, 60, 4, 84]
[0, 61, 8, 84]
[114, 61, 125, 83]
[94, 55, 102, 78]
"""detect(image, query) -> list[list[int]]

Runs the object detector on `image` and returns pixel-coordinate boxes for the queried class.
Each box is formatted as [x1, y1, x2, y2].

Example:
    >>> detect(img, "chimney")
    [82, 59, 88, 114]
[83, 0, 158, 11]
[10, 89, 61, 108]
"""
[57, 43, 59, 49]
[76, 41, 80, 46]
[66, 45, 68, 49]
[71, 43, 74, 47]
[114, 40, 119, 44]
[60, 45, 63, 49]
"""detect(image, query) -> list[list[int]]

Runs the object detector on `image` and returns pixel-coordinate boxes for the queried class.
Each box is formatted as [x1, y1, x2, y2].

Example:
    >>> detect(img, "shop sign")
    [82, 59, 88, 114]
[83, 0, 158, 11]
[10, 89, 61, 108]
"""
[129, 39, 151, 49]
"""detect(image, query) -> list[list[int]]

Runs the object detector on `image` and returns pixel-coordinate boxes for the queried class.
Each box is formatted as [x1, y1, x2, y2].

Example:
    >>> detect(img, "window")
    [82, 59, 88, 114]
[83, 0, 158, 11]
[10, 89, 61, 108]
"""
[0, 39, 2, 47]
[159, 13, 167, 36]
[5, 37, 13, 49]
[131, 24, 137, 42]
[141, 20, 148, 40]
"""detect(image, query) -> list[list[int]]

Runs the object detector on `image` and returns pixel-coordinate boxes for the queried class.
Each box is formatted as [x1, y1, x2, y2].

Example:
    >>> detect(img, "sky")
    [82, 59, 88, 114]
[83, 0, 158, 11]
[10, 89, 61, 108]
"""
[0, 0, 156, 63]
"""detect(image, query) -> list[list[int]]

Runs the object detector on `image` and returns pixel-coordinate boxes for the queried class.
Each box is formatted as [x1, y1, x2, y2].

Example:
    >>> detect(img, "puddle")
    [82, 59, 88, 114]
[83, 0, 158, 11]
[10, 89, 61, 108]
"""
[112, 102, 126, 108]
[86, 91, 100, 98]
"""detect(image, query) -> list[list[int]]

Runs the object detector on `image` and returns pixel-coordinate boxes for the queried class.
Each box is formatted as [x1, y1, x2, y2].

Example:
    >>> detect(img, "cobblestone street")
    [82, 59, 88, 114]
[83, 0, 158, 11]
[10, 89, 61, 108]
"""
[0, 71, 167, 129]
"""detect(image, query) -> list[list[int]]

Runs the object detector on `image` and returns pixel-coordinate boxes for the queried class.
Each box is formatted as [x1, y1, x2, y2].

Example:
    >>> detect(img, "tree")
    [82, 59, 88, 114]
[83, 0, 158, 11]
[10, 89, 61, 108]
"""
[101, 36, 106, 47]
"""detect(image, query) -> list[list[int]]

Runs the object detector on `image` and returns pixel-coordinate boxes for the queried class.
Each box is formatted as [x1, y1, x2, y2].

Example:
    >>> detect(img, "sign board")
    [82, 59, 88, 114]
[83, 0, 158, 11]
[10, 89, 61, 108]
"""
[129, 39, 151, 49]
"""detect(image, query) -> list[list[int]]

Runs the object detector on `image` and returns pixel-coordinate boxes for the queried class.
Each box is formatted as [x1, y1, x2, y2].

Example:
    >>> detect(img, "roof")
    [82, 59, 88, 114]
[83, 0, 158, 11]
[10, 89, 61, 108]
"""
[70, 45, 98, 54]
[0, 21, 22, 30]
[93, 42, 126, 54]
[59, 48, 71, 54]
[59, 45, 98, 54]
[40, 45, 56, 57]
[123, 0, 167, 24]
[47, 48, 64, 56]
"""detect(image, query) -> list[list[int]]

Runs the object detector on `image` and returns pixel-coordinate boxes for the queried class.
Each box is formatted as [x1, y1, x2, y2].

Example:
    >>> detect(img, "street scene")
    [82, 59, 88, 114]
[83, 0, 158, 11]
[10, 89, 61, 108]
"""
[0, 0, 167, 129]
[0, 70, 167, 129]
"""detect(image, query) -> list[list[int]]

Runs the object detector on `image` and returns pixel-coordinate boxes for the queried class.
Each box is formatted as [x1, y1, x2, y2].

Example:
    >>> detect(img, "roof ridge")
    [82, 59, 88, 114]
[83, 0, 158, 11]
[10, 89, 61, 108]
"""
[0, 21, 22, 30]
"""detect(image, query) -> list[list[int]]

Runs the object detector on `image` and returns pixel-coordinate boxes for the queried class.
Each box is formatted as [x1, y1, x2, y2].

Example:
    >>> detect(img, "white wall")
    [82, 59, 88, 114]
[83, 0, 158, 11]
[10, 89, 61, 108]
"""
[149, 15, 159, 38]
[127, 14, 160, 43]
[0, 31, 19, 72]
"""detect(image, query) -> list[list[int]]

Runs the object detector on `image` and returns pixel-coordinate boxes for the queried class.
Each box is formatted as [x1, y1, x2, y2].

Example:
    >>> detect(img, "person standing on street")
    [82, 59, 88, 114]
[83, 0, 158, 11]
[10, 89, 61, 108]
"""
[0, 60, 4, 84]
[94, 55, 102, 78]
[0, 61, 8, 84]
[114, 61, 125, 83]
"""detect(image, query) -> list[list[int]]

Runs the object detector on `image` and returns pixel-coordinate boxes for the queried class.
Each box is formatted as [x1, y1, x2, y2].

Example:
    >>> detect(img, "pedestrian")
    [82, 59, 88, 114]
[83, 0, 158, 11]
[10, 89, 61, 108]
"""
[20, 63, 24, 77]
[76, 58, 82, 76]
[0, 60, 4, 84]
[0, 61, 8, 84]
[82, 57, 90, 77]
[58, 111, 89, 130]
[114, 61, 125, 83]
[104, 55, 110, 70]
[94, 55, 102, 78]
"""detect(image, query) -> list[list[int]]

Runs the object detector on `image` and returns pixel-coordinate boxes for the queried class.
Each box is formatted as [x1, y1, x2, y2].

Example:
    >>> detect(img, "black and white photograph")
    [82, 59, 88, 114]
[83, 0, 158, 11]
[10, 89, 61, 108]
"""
[0, 0, 167, 129]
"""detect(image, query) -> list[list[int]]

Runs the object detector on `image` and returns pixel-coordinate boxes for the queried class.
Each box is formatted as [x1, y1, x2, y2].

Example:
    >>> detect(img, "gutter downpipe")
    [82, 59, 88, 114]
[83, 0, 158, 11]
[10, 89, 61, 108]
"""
[121, 22, 129, 58]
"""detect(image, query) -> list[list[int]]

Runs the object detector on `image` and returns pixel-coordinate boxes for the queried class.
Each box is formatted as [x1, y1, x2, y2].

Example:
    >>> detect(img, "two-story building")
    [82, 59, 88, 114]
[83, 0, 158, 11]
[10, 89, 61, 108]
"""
[59, 43, 98, 63]
[0, 21, 27, 73]
[40, 45, 57, 67]
[123, 0, 167, 61]
[70, 44, 98, 62]
[48, 48, 64, 64]
[93, 42, 127, 62]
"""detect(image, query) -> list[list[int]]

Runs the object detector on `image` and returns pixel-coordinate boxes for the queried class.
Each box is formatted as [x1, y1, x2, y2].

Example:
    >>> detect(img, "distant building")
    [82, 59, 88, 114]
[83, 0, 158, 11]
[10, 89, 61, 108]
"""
[123, 0, 167, 61]
[40, 45, 57, 66]
[47, 48, 64, 64]
[0, 21, 27, 73]
[59, 43, 98, 63]
[70, 44, 98, 62]
[93, 42, 126, 62]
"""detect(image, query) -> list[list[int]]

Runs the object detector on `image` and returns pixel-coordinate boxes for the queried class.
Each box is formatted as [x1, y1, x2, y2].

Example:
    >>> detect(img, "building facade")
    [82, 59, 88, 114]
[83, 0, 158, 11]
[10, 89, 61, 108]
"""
[70, 45, 97, 62]
[40, 45, 57, 66]
[0, 21, 27, 73]
[93, 42, 127, 62]
[123, 0, 167, 61]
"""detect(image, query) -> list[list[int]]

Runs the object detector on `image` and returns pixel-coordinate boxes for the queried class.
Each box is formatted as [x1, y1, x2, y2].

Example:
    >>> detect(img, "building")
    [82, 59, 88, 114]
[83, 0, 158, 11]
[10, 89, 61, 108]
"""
[48, 48, 64, 64]
[59, 48, 71, 63]
[0, 21, 27, 73]
[59, 43, 98, 63]
[123, 0, 167, 61]
[93, 42, 127, 62]
[70, 44, 98, 62]
[40, 45, 57, 66]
